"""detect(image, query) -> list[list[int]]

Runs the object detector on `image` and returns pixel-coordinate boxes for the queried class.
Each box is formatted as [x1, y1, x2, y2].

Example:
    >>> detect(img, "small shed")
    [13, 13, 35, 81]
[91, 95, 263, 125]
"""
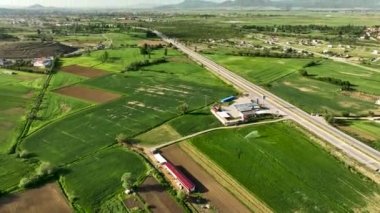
[153, 153, 167, 164]
[221, 96, 236, 103]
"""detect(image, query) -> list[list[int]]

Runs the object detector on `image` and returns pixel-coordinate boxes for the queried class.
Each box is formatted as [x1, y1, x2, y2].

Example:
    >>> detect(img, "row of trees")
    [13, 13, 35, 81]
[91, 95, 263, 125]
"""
[125, 58, 167, 72]
[299, 69, 354, 91]
[242, 24, 366, 36]
[19, 162, 58, 189]
[230, 49, 312, 58]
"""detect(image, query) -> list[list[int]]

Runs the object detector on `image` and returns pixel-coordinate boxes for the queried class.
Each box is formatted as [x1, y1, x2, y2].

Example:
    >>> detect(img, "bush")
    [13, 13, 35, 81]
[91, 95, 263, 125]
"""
[299, 69, 309, 76]
[125, 58, 167, 72]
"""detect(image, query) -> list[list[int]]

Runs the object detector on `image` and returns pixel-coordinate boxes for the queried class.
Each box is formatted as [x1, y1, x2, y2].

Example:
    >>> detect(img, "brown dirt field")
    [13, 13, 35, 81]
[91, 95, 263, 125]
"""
[139, 177, 184, 213]
[54, 85, 121, 104]
[61, 65, 108, 78]
[0, 183, 72, 213]
[160, 144, 250, 213]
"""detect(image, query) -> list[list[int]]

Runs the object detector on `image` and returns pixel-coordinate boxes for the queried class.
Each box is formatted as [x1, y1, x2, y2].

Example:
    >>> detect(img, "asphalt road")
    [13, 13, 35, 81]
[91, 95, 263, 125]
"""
[154, 30, 380, 172]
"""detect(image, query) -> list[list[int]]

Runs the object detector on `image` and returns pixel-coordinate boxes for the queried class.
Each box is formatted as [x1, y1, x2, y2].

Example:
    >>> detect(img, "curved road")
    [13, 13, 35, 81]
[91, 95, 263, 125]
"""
[154, 30, 380, 173]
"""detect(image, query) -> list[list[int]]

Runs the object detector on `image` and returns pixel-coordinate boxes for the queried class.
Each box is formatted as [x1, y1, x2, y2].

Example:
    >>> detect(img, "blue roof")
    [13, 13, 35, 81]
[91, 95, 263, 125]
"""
[221, 96, 236, 103]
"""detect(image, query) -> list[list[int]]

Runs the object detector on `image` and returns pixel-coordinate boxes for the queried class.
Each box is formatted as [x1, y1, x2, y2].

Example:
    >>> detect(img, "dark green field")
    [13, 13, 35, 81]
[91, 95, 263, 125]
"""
[189, 121, 380, 212]
[62, 147, 146, 212]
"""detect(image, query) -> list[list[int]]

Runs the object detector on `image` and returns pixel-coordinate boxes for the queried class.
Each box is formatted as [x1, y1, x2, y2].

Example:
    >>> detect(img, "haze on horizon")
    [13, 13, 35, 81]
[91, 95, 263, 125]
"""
[0, 0, 223, 8]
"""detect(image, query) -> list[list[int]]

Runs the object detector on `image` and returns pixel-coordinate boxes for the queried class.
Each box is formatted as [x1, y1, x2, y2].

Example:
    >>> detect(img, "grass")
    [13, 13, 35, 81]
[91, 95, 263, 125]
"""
[305, 60, 380, 95]
[206, 54, 311, 85]
[49, 71, 87, 90]
[189, 121, 380, 212]
[61, 147, 146, 212]
[0, 70, 45, 153]
[29, 92, 91, 133]
[61, 47, 170, 73]
[21, 52, 234, 165]
[337, 120, 380, 151]
[0, 154, 34, 192]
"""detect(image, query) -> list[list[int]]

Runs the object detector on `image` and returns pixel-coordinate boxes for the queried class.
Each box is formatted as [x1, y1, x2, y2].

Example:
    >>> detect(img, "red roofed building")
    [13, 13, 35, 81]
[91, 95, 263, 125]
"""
[164, 162, 195, 193]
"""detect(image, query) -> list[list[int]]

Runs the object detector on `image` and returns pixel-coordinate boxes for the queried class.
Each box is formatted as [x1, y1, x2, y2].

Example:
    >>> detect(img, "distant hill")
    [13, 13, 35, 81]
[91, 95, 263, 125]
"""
[158, 0, 218, 9]
[28, 4, 45, 9]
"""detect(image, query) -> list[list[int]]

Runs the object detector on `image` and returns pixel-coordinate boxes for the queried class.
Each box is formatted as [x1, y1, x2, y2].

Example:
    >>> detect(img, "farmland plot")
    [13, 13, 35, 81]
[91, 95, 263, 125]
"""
[189, 121, 380, 212]
[22, 54, 234, 165]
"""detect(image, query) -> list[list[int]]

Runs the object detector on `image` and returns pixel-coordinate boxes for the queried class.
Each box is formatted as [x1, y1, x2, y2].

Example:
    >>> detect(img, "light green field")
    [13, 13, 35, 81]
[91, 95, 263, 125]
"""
[270, 73, 378, 115]
[306, 60, 380, 95]
[61, 47, 170, 73]
[208, 54, 379, 115]
[0, 70, 45, 153]
[338, 120, 380, 151]
[61, 147, 146, 212]
[207, 54, 311, 85]
[189, 121, 380, 212]
[49, 71, 87, 90]
[29, 92, 91, 133]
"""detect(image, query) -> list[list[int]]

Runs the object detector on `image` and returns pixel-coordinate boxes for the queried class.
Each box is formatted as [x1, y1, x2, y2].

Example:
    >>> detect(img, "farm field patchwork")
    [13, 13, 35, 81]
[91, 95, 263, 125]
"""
[22, 52, 234, 165]
[337, 120, 380, 151]
[61, 147, 146, 212]
[189, 121, 380, 212]
[49, 71, 87, 90]
[207, 54, 379, 115]
[0, 70, 45, 152]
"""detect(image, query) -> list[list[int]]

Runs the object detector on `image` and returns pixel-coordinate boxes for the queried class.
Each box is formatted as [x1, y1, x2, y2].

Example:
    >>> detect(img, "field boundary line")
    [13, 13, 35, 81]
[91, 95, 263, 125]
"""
[153, 118, 286, 150]
[179, 142, 272, 213]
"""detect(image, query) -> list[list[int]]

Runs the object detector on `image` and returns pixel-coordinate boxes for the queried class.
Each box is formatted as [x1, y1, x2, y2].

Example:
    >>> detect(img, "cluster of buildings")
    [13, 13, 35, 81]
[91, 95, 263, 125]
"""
[153, 153, 195, 193]
[212, 95, 273, 126]
[0, 57, 53, 69]
[361, 27, 380, 41]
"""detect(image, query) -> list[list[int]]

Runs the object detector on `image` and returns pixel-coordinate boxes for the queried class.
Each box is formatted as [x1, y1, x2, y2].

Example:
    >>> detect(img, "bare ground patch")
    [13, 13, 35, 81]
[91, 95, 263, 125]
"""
[0, 183, 72, 213]
[54, 85, 121, 103]
[61, 65, 108, 78]
[139, 176, 184, 213]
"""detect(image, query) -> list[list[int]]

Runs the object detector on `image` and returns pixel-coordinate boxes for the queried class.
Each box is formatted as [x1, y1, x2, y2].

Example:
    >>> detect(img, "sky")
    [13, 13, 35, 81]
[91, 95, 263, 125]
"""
[0, 0, 223, 8]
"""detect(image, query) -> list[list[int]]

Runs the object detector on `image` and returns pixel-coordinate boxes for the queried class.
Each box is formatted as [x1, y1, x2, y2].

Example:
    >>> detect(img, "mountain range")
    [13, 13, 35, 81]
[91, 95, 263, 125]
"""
[159, 0, 380, 9]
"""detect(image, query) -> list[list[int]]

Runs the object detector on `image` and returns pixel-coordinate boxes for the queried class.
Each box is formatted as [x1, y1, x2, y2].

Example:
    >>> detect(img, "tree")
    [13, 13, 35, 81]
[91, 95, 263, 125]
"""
[164, 48, 168, 56]
[115, 133, 127, 144]
[36, 161, 56, 176]
[121, 172, 135, 190]
[298, 69, 309, 77]
[177, 102, 189, 115]
[100, 51, 109, 63]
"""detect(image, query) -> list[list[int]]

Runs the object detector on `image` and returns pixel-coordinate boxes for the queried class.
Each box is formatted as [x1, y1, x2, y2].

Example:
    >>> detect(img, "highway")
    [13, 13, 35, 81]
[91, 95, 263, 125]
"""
[154, 30, 380, 173]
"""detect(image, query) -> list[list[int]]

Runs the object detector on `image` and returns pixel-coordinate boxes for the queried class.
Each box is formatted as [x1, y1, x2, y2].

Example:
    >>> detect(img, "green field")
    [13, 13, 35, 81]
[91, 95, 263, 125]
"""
[207, 54, 310, 85]
[306, 60, 380, 95]
[0, 70, 45, 153]
[29, 92, 91, 133]
[22, 48, 233, 162]
[208, 54, 379, 115]
[338, 120, 380, 151]
[61, 47, 174, 73]
[0, 154, 33, 192]
[49, 71, 87, 90]
[62, 147, 146, 212]
[189, 121, 380, 212]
